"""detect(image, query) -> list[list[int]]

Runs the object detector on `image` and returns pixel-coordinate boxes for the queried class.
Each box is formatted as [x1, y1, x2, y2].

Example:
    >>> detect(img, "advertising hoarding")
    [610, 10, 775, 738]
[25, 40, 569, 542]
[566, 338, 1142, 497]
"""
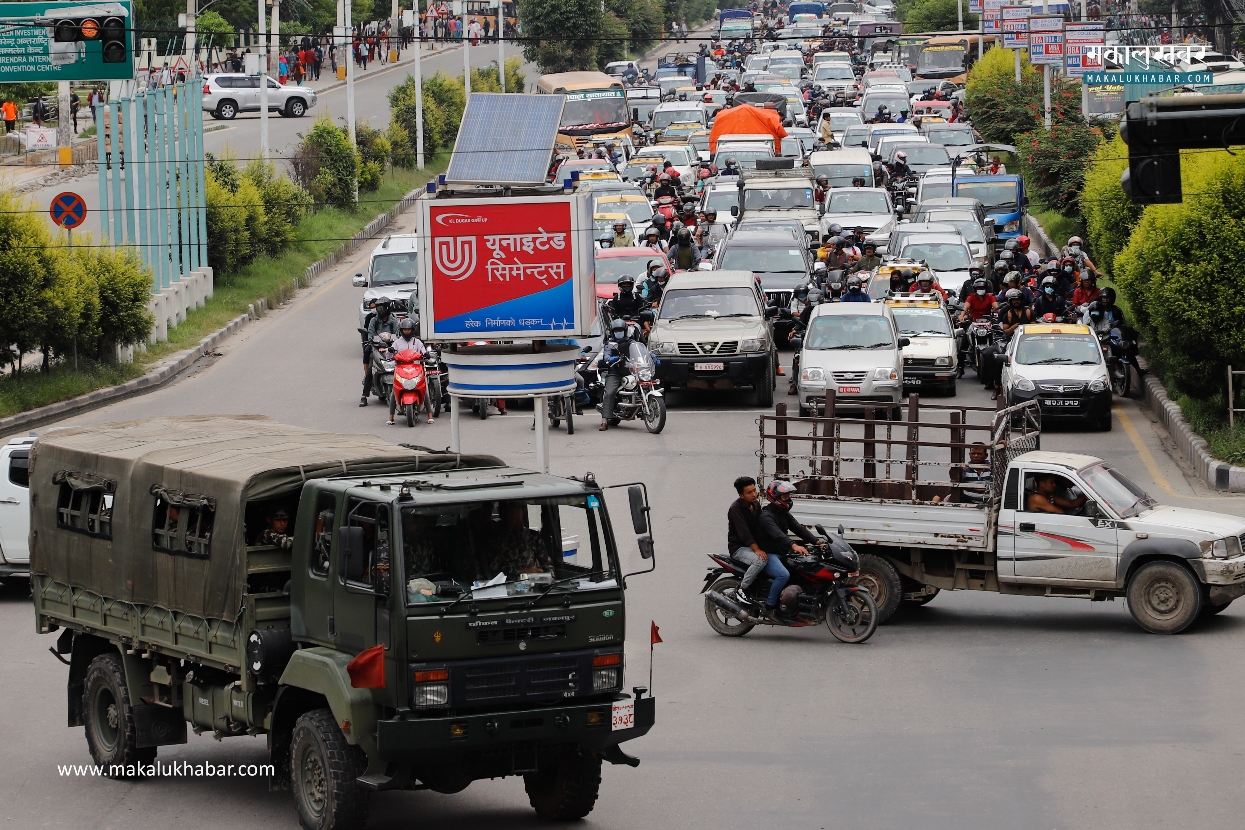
[1001, 6, 1030, 49]
[983, 0, 1004, 34]
[1028, 14, 1064, 65]
[417, 195, 597, 340]
[0, 1, 134, 83]
[1064, 21, 1105, 78]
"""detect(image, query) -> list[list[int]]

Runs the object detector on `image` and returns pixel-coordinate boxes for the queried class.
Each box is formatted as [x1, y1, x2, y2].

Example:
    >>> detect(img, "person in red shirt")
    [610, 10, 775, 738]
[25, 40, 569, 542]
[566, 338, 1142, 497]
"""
[911, 272, 947, 299]
[958, 278, 997, 323]
[1070, 272, 1101, 309]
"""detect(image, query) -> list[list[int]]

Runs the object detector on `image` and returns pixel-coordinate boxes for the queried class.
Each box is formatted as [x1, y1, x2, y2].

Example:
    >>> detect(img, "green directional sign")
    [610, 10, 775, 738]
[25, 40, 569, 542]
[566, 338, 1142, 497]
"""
[0, 1, 134, 83]
[1082, 71, 1213, 86]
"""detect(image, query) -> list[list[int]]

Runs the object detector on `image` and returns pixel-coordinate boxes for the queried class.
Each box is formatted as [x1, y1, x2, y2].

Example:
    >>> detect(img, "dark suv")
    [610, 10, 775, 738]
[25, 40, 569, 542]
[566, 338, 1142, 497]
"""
[714, 230, 816, 340]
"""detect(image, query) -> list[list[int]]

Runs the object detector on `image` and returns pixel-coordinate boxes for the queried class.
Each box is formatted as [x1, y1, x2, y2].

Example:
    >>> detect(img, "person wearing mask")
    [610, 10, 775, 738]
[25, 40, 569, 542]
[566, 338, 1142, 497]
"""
[719, 157, 741, 177]
[387, 318, 432, 426]
[989, 259, 1010, 294]
[1061, 235, 1098, 276]
[1032, 275, 1070, 321]
[669, 226, 702, 271]
[841, 274, 871, 302]
[610, 219, 634, 248]
[361, 300, 400, 406]
[849, 240, 882, 274]
[640, 264, 670, 308]
[599, 319, 635, 431]
[754, 480, 819, 619]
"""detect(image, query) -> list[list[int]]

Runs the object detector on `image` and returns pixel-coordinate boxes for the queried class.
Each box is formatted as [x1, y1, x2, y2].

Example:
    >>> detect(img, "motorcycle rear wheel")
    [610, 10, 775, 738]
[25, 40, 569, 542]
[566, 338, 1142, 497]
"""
[704, 577, 755, 637]
[643, 396, 667, 434]
[826, 589, 878, 644]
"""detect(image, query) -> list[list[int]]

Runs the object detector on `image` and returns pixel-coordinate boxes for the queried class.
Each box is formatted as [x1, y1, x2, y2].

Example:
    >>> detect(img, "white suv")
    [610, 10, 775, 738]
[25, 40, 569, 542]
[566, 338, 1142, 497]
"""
[202, 74, 317, 120]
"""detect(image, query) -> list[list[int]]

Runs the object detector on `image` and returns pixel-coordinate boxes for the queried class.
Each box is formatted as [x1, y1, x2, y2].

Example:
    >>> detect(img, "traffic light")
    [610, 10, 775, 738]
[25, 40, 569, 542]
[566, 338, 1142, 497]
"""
[52, 5, 128, 63]
[1120, 94, 1245, 204]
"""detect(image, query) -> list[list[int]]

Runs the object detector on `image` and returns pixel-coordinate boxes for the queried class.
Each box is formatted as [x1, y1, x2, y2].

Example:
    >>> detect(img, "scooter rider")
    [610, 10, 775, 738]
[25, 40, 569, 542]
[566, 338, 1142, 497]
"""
[754, 480, 819, 618]
[654, 173, 678, 200]
[1062, 235, 1097, 276]
[841, 274, 871, 302]
[599, 318, 634, 431]
[361, 299, 400, 406]
[387, 317, 429, 426]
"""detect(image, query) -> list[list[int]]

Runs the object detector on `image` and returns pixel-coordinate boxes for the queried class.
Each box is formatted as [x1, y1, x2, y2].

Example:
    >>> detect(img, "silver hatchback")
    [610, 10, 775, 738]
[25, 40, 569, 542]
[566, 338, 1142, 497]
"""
[202, 74, 317, 120]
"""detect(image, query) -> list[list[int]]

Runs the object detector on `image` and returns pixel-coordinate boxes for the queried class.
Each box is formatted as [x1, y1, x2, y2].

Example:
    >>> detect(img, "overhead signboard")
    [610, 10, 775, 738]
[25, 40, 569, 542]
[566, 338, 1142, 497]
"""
[1064, 21, 1105, 78]
[969, 0, 983, 13]
[0, 1, 134, 83]
[1001, 6, 1030, 49]
[1028, 14, 1064, 65]
[417, 195, 597, 340]
[983, 0, 1004, 34]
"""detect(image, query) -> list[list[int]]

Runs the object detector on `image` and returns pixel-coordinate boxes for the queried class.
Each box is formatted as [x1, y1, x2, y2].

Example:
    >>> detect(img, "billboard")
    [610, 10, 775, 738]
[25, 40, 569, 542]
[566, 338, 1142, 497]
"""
[983, 0, 1004, 34]
[0, 2, 134, 83]
[1064, 21, 1105, 78]
[1028, 15, 1064, 65]
[417, 195, 597, 340]
[1001, 6, 1030, 49]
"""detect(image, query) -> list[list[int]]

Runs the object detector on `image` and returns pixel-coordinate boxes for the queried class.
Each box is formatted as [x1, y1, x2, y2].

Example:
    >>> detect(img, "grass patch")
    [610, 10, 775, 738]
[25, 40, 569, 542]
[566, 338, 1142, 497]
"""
[140, 156, 448, 365]
[0, 361, 143, 419]
[1167, 388, 1245, 466]
[1029, 205, 1083, 255]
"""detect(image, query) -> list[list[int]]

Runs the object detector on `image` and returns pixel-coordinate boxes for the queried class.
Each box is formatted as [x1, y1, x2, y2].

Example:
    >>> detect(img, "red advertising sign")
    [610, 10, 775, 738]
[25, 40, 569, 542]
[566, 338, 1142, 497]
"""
[418, 195, 595, 339]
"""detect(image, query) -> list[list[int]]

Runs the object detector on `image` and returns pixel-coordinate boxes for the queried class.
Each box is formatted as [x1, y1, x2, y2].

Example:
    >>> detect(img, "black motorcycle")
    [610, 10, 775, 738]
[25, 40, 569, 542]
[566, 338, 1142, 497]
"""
[1103, 326, 1138, 398]
[701, 524, 879, 643]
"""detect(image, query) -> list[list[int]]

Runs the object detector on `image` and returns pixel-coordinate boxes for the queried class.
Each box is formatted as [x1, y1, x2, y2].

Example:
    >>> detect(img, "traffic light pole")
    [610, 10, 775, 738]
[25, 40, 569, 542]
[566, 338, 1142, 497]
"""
[1120, 93, 1245, 203]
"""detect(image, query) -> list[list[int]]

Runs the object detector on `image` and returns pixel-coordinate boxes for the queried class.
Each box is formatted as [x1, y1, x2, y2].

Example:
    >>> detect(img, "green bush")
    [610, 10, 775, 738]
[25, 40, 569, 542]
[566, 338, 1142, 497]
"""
[302, 117, 360, 209]
[204, 168, 253, 277]
[243, 159, 313, 257]
[358, 160, 384, 193]
[1017, 122, 1101, 218]
[1113, 150, 1245, 398]
[1081, 134, 1142, 276]
[84, 246, 153, 354]
[387, 122, 416, 169]
[0, 190, 55, 367]
[505, 56, 527, 94]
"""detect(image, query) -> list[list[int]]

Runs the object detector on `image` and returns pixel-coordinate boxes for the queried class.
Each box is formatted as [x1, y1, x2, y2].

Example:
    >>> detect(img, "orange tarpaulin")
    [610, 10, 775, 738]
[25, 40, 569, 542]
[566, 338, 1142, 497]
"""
[708, 105, 788, 155]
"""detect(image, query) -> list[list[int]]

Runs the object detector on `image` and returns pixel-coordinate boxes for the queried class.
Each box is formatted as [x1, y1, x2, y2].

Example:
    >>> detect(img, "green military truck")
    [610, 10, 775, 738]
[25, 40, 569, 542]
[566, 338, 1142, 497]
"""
[30, 416, 656, 829]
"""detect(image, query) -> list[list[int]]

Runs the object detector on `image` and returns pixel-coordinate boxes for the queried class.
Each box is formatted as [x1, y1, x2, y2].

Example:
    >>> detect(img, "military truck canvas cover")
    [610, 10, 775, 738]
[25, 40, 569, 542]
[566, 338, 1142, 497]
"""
[29, 415, 503, 622]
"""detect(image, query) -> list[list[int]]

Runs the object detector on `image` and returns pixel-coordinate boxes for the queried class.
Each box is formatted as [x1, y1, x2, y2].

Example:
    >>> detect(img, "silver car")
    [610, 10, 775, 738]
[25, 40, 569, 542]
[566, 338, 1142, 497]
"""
[202, 73, 317, 120]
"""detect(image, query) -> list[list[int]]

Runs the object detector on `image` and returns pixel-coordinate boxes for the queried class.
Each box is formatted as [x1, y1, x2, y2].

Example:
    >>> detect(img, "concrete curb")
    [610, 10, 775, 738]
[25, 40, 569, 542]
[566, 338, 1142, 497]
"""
[1140, 373, 1245, 493]
[0, 182, 428, 440]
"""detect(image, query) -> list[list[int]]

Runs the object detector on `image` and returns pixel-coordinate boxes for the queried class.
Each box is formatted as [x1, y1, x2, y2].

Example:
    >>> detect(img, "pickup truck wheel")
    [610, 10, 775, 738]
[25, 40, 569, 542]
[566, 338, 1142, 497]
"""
[83, 653, 155, 774]
[1126, 561, 1202, 634]
[287, 99, 307, 117]
[524, 747, 602, 820]
[216, 101, 237, 120]
[850, 554, 902, 623]
[290, 709, 370, 830]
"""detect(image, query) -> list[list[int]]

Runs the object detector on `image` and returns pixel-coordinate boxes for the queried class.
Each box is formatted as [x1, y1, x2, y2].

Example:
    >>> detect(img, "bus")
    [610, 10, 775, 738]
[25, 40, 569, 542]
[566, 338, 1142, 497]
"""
[463, 0, 519, 38]
[915, 34, 999, 84]
[536, 71, 633, 152]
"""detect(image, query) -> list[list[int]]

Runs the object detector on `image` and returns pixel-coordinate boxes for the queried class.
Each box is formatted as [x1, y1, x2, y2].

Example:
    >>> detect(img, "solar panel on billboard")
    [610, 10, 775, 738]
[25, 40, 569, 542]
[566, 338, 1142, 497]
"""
[445, 93, 564, 186]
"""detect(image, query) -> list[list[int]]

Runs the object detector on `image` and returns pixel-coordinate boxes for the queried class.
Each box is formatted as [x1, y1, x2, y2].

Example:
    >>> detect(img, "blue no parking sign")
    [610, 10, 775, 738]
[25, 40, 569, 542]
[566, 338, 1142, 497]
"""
[49, 191, 87, 229]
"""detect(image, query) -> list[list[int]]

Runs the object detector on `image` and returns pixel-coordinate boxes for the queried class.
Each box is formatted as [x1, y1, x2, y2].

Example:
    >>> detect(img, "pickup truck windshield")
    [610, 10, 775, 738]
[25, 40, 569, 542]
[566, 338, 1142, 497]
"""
[827, 191, 889, 214]
[718, 245, 806, 274]
[892, 306, 952, 336]
[743, 187, 815, 210]
[1079, 463, 1157, 519]
[900, 243, 971, 270]
[1015, 334, 1101, 366]
[806, 314, 895, 349]
[652, 110, 703, 130]
[660, 286, 760, 319]
[815, 65, 856, 81]
[917, 212, 985, 243]
[371, 253, 419, 285]
[401, 496, 614, 607]
[896, 145, 950, 166]
[955, 181, 1020, 210]
[635, 147, 692, 167]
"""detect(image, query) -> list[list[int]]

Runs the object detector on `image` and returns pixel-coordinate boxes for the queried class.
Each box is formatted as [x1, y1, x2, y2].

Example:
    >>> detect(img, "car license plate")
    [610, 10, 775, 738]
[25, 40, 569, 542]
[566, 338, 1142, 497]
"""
[611, 699, 635, 731]
[1044, 398, 1079, 407]
[694, 362, 724, 372]
[903, 377, 921, 386]
[838, 386, 861, 394]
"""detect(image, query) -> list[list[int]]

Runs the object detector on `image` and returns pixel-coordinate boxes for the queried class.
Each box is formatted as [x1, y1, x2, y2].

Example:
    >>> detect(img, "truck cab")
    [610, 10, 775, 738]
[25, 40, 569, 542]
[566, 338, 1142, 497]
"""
[953, 174, 1028, 239]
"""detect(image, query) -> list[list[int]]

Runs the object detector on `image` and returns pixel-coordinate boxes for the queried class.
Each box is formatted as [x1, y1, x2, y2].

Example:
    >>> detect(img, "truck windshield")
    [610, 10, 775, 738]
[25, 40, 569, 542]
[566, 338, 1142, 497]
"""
[371, 253, 419, 286]
[743, 186, 814, 210]
[955, 181, 1020, 211]
[660, 287, 760, 319]
[652, 109, 703, 130]
[560, 90, 629, 130]
[1014, 334, 1101, 366]
[1079, 463, 1157, 519]
[900, 243, 971, 270]
[401, 496, 615, 607]
[806, 315, 895, 349]
[826, 190, 889, 214]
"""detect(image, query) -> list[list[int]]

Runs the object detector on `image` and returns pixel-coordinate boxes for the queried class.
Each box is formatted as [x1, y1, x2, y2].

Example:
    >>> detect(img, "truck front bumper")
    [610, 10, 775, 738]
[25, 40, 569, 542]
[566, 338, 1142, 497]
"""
[658, 353, 769, 388]
[1190, 553, 1245, 604]
[374, 693, 655, 761]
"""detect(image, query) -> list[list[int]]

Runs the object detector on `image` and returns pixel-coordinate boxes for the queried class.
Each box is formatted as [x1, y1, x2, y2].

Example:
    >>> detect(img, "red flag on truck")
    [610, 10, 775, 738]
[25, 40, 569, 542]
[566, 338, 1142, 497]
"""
[347, 644, 386, 689]
[651, 620, 662, 645]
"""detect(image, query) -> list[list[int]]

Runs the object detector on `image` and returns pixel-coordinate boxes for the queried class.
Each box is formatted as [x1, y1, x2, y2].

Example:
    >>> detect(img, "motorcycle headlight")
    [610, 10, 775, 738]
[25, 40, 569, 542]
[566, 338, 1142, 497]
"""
[400, 376, 420, 390]
[650, 341, 676, 355]
[934, 356, 952, 367]
[741, 337, 767, 353]
[801, 367, 824, 382]
[1013, 375, 1035, 391]
[1088, 375, 1110, 393]
[872, 367, 897, 381]
[1201, 536, 1242, 559]
[638, 368, 654, 381]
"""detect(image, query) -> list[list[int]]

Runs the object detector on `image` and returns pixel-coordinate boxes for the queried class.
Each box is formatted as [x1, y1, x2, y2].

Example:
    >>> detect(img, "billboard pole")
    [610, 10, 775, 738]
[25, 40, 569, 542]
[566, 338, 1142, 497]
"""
[258, 0, 268, 160]
[463, 0, 472, 96]
[414, 18, 425, 169]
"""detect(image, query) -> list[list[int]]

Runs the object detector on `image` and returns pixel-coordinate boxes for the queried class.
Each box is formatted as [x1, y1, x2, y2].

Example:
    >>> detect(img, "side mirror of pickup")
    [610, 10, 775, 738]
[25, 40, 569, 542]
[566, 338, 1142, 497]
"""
[730, 205, 739, 217]
[338, 526, 368, 582]
[897, 337, 910, 348]
[628, 484, 650, 535]
[352, 273, 367, 287]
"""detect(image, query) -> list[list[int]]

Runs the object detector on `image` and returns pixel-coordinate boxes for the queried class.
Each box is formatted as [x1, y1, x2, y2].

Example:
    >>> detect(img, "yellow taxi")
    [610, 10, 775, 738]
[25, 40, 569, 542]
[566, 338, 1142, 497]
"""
[884, 292, 959, 393]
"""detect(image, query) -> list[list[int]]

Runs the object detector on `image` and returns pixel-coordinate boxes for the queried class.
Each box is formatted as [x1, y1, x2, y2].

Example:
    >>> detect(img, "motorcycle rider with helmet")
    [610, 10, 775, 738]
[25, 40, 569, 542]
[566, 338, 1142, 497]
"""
[849, 240, 882, 274]
[719, 157, 741, 177]
[387, 317, 431, 426]
[669, 225, 702, 271]
[989, 259, 1010, 293]
[599, 318, 635, 431]
[751, 480, 820, 618]
[814, 174, 829, 204]
[1070, 271, 1101, 308]
[1032, 275, 1070, 321]
[611, 219, 635, 248]
[640, 225, 669, 252]
[980, 289, 1032, 397]
[606, 274, 647, 323]
[640, 263, 670, 307]
[597, 232, 615, 250]
[1016, 234, 1039, 269]
[361, 299, 400, 406]
[653, 173, 677, 201]
[842, 274, 871, 302]
[888, 150, 912, 179]
[1062, 235, 1097, 276]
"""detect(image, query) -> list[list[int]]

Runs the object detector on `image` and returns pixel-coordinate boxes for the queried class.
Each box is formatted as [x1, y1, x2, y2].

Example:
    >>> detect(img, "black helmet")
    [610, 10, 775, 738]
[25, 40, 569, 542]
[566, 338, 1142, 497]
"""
[765, 479, 797, 508]
[833, 236, 846, 249]
[1100, 286, 1116, 303]
[847, 274, 863, 289]
[617, 274, 636, 289]
[375, 298, 391, 312]
[1041, 275, 1058, 289]
[652, 266, 669, 281]
[862, 240, 877, 252]
[999, 249, 1015, 263]
[676, 226, 692, 243]
[1003, 239, 1019, 252]
[828, 223, 843, 236]
[993, 259, 1008, 272]
[1088, 300, 1105, 320]
[725, 156, 738, 168]
[973, 278, 989, 292]
[898, 268, 915, 283]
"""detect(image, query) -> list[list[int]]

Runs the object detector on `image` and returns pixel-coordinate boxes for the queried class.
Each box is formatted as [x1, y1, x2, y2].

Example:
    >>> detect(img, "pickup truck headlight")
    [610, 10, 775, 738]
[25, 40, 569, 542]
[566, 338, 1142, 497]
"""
[650, 341, 675, 355]
[1201, 536, 1243, 559]
[412, 669, 449, 708]
[1013, 375, 1035, 391]
[1088, 375, 1110, 393]
[873, 367, 898, 381]
[741, 337, 767, 353]
[934, 356, 952, 367]
[801, 367, 824, 382]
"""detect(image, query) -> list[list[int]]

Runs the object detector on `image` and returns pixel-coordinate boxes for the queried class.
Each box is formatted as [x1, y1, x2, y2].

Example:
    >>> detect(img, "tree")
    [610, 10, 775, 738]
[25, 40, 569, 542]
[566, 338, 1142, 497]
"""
[903, 0, 977, 31]
[194, 11, 235, 48]
[1017, 122, 1101, 218]
[965, 45, 1081, 146]
[518, 0, 604, 73]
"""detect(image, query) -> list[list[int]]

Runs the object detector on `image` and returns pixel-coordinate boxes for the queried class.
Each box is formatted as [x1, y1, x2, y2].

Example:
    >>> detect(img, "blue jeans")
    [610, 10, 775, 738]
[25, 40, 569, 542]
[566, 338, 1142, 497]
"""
[731, 547, 790, 607]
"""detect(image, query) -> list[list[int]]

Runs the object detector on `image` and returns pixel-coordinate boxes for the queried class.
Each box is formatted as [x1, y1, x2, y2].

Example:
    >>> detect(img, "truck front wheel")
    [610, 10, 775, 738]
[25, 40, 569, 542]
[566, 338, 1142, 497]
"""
[83, 652, 155, 774]
[1127, 561, 1202, 634]
[524, 747, 602, 821]
[850, 554, 903, 623]
[290, 709, 370, 830]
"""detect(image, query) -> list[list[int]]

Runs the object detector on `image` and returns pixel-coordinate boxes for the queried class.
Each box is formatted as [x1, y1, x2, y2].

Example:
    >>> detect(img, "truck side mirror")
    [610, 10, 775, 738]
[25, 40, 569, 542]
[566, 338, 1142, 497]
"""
[337, 526, 367, 581]
[730, 205, 739, 217]
[898, 337, 910, 348]
[352, 273, 366, 287]
[1022, 196, 1030, 207]
[628, 485, 649, 534]
[632, 107, 640, 122]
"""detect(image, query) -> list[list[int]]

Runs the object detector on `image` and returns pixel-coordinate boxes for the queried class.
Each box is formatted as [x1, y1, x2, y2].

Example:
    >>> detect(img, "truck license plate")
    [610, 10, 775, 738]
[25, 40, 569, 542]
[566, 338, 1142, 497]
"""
[611, 699, 635, 731]
[838, 386, 861, 394]
[1044, 398, 1079, 407]
[694, 362, 724, 372]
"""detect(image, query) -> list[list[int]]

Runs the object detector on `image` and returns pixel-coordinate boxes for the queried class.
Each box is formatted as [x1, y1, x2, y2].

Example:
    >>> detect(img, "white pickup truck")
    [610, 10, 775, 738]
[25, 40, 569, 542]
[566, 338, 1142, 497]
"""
[760, 396, 1245, 634]
[0, 436, 33, 580]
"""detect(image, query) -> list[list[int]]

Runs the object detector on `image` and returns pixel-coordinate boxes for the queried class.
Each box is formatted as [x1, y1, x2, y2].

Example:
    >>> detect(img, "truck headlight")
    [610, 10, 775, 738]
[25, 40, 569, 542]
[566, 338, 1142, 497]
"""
[934, 356, 952, 367]
[592, 653, 622, 692]
[741, 337, 767, 353]
[1013, 375, 1035, 391]
[650, 341, 675, 355]
[413, 669, 449, 708]
[801, 367, 824, 382]
[1003, 221, 1020, 233]
[873, 367, 897, 381]
[1201, 536, 1242, 559]
[1088, 375, 1109, 393]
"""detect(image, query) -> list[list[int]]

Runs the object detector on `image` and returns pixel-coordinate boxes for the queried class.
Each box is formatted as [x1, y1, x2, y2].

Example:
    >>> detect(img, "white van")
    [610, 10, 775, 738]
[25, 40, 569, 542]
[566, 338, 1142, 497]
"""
[0, 436, 34, 580]
[353, 234, 419, 328]
[809, 148, 875, 188]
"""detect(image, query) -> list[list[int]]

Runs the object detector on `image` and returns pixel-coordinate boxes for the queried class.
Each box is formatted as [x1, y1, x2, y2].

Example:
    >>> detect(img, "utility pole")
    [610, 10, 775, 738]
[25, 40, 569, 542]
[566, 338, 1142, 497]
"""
[496, 0, 504, 92]
[258, 0, 268, 160]
[415, 7, 425, 169]
[272, 0, 281, 63]
[346, 0, 357, 147]
[57, 80, 71, 168]
[463, 0, 471, 96]
[957, 0, 963, 32]
[185, 0, 195, 66]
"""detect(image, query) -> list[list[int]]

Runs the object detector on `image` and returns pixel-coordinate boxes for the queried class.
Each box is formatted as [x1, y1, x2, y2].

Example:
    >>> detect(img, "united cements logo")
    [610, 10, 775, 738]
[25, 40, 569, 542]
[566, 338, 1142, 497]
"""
[434, 235, 476, 281]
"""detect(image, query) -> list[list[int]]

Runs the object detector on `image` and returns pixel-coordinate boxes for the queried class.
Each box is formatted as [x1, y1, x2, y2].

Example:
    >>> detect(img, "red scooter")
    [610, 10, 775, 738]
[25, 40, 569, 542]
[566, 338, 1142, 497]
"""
[392, 348, 432, 427]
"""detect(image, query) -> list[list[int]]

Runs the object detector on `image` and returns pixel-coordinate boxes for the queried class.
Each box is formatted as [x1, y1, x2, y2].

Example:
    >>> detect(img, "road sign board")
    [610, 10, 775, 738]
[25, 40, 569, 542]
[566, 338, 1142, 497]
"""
[0, 1, 134, 83]
[969, 0, 983, 12]
[1001, 6, 1030, 49]
[1065, 21, 1105, 78]
[1029, 15, 1064, 65]
[49, 191, 87, 229]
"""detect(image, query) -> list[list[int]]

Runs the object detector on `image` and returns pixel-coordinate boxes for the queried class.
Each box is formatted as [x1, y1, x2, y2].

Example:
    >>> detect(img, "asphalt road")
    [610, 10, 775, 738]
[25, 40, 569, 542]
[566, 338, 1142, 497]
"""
[2, 197, 1245, 830]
